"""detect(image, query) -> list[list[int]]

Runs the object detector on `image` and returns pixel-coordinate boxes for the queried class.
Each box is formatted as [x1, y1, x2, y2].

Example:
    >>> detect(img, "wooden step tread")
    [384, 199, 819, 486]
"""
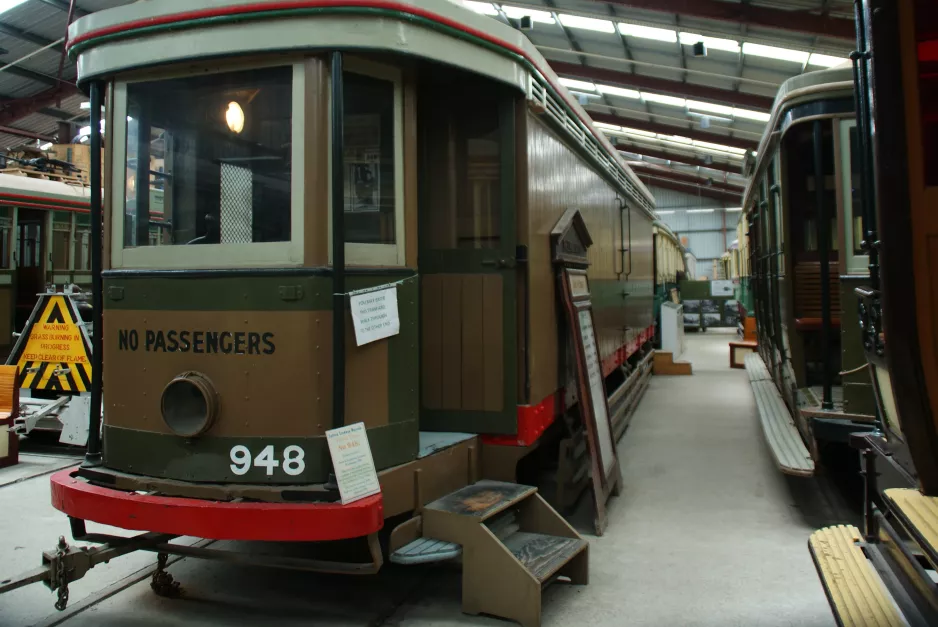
[808, 525, 905, 627]
[884, 488, 938, 569]
[390, 537, 462, 565]
[744, 352, 772, 382]
[751, 379, 815, 476]
[425, 480, 536, 520]
[502, 532, 587, 583]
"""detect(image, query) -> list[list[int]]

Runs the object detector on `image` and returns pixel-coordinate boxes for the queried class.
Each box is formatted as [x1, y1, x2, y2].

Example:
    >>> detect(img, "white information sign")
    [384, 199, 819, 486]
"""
[349, 285, 400, 346]
[326, 422, 382, 505]
[711, 279, 735, 297]
[578, 310, 616, 476]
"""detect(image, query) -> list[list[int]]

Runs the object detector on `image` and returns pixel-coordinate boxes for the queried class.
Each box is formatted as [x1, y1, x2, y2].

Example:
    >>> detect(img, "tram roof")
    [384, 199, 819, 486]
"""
[741, 63, 854, 212]
[65, 0, 658, 217]
[0, 172, 90, 210]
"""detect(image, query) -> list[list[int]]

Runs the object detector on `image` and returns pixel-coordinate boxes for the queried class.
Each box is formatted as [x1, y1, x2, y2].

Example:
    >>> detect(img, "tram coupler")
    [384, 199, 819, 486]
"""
[150, 552, 182, 598]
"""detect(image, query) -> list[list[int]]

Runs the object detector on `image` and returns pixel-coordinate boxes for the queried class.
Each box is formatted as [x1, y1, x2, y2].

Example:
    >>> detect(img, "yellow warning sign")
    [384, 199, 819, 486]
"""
[13, 295, 92, 392]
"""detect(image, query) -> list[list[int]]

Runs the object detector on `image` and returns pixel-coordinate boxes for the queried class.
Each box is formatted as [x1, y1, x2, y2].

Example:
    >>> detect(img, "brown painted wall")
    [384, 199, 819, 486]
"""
[524, 114, 654, 404]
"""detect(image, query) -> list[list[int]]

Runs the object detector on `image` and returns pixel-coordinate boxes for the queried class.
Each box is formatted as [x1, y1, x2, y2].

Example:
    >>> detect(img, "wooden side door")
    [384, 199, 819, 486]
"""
[417, 83, 518, 435]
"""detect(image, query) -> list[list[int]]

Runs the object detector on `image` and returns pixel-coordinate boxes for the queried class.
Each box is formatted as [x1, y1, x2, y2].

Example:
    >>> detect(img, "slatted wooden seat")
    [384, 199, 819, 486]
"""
[794, 317, 842, 331]
[0, 364, 20, 468]
[883, 488, 938, 570]
[794, 261, 840, 329]
[809, 525, 906, 627]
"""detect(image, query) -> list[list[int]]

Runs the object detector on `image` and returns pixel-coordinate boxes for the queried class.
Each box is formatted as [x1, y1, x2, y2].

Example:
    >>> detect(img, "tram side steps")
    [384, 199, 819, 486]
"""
[809, 525, 907, 627]
[394, 480, 588, 627]
[744, 353, 815, 476]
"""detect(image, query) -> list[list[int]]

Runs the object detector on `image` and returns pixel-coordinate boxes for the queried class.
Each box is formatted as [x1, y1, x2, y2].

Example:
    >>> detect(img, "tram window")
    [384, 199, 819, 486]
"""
[51, 211, 71, 271]
[123, 66, 293, 248]
[916, 0, 938, 186]
[839, 120, 868, 274]
[0, 209, 10, 269]
[423, 82, 502, 251]
[75, 214, 90, 271]
[343, 72, 397, 246]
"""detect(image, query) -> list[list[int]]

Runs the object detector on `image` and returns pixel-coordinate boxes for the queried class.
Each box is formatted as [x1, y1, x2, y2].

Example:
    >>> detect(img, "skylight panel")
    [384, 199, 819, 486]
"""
[733, 108, 771, 122]
[642, 92, 686, 108]
[596, 84, 641, 99]
[460, 1, 498, 16]
[0, 0, 27, 16]
[501, 5, 554, 24]
[621, 127, 658, 138]
[808, 53, 847, 68]
[558, 14, 616, 33]
[692, 140, 748, 155]
[742, 42, 809, 64]
[661, 135, 693, 145]
[687, 100, 735, 116]
[679, 32, 740, 53]
[559, 77, 597, 91]
[618, 23, 677, 43]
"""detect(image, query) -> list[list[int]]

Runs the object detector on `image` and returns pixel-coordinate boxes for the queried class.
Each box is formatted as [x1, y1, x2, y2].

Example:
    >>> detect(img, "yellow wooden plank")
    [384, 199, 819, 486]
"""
[884, 488, 938, 561]
[808, 525, 904, 627]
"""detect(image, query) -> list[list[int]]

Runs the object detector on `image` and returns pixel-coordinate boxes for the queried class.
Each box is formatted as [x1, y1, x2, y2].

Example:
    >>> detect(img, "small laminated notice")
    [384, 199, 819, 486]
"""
[326, 422, 381, 505]
[349, 285, 400, 346]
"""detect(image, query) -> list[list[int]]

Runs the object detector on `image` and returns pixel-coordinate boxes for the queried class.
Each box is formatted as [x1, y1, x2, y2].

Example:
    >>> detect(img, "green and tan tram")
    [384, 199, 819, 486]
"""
[742, 63, 878, 476]
[0, 1, 683, 620]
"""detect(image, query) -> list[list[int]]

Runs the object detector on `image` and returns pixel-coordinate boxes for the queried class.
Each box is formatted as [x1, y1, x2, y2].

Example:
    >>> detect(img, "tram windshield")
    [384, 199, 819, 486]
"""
[123, 65, 293, 248]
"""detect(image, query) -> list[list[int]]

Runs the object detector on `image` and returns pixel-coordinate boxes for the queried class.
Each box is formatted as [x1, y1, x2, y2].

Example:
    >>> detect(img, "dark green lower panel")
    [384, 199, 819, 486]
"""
[103, 420, 419, 484]
[811, 417, 876, 443]
[420, 409, 517, 435]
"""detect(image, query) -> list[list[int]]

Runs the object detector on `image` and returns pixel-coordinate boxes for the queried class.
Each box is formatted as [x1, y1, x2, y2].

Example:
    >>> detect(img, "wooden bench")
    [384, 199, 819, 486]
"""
[794, 261, 841, 326]
[0, 364, 20, 468]
[729, 340, 757, 369]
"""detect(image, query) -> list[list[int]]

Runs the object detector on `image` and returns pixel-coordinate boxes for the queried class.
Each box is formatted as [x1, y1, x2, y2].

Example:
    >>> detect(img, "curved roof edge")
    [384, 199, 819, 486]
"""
[66, 0, 657, 217]
[742, 65, 855, 210]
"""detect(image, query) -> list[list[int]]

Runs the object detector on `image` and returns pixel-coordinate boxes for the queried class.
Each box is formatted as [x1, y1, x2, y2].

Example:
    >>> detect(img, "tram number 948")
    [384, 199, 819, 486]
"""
[229, 445, 305, 476]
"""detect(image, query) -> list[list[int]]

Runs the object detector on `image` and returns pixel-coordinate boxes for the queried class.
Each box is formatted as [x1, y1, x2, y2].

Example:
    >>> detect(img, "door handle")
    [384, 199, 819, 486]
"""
[481, 258, 515, 269]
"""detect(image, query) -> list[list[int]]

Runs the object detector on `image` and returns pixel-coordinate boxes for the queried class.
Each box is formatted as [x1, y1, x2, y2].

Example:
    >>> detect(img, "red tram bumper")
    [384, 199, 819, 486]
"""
[50, 468, 384, 542]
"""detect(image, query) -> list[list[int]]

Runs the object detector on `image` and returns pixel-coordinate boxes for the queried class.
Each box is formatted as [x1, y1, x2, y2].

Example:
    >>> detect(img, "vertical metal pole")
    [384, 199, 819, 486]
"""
[330, 52, 346, 430]
[134, 108, 150, 247]
[83, 81, 104, 466]
[813, 120, 834, 410]
[852, 0, 880, 291]
[861, 448, 879, 541]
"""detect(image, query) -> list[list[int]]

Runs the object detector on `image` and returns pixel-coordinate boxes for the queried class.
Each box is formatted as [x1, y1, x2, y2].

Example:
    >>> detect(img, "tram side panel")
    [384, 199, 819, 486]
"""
[523, 113, 653, 409]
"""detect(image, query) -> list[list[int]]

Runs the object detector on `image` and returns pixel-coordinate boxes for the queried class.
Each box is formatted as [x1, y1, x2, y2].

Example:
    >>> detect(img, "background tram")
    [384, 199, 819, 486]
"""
[742, 63, 878, 476]
[9, 1, 683, 610]
[0, 166, 92, 352]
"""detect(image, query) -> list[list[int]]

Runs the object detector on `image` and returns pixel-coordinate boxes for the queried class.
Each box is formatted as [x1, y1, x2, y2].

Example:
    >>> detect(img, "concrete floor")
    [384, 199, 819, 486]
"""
[0, 330, 857, 627]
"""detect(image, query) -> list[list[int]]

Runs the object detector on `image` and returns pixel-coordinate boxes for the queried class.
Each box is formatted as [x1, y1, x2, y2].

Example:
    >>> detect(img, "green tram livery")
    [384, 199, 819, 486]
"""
[741, 62, 878, 476]
[0, 1, 692, 622]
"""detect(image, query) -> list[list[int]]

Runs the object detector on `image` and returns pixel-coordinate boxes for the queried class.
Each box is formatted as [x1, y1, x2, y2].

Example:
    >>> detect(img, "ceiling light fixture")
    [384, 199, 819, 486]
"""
[226, 102, 245, 133]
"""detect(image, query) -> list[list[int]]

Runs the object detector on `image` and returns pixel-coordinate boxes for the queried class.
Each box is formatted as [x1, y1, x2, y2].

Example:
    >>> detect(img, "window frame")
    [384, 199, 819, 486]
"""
[837, 118, 869, 275]
[327, 57, 406, 267]
[110, 59, 306, 269]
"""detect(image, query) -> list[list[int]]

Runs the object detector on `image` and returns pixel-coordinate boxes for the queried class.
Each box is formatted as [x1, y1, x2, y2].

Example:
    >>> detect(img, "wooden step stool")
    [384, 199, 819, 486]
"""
[652, 351, 692, 375]
[415, 480, 588, 627]
[729, 340, 757, 369]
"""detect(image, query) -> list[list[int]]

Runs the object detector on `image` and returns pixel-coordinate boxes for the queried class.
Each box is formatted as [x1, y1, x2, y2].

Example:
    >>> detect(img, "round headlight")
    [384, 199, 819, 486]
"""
[160, 371, 218, 438]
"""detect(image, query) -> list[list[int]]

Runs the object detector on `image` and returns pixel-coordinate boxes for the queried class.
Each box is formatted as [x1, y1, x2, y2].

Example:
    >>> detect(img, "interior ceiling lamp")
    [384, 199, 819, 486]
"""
[226, 101, 245, 133]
